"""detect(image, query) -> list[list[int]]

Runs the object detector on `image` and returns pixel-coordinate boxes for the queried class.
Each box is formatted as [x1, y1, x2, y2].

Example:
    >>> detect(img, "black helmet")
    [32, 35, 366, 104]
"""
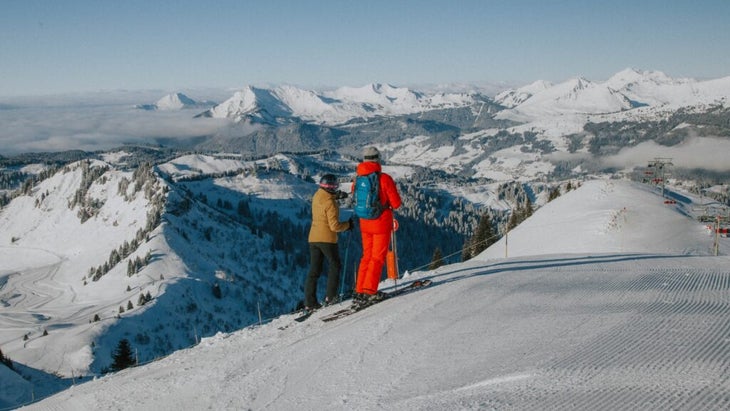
[319, 174, 339, 193]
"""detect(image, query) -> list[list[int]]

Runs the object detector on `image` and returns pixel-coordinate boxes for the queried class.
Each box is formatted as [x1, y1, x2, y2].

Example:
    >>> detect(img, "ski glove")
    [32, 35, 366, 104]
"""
[348, 217, 355, 231]
[335, 190, 348, 200]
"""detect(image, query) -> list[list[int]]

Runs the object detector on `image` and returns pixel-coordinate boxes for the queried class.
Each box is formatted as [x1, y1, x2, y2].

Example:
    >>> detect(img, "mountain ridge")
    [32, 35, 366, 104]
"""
[189, 69, 730, 127]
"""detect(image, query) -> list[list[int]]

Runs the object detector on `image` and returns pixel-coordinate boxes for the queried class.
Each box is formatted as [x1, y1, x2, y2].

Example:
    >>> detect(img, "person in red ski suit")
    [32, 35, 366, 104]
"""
[353, 146, 402, 302]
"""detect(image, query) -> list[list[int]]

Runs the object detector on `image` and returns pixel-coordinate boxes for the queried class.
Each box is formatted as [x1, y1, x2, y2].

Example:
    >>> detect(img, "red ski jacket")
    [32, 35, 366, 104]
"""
[353, 161, 402, 234]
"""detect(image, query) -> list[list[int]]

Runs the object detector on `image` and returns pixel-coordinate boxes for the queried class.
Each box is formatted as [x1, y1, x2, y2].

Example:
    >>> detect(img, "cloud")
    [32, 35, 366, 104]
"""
[0, 103, 229, 155]
[600, 137, 730, 172]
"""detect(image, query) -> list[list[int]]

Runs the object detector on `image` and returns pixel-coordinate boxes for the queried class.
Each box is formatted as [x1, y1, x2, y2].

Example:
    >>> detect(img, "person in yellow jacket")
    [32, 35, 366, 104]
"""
[304, 174, 354, 310]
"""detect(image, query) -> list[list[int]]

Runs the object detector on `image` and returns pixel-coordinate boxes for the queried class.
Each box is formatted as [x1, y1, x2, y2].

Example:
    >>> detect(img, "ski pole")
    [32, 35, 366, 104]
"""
[391, 230, 398, 293]
[393, 227, 400, 279]
[387, 218, 400, 292]
[339, 228, 354, 299]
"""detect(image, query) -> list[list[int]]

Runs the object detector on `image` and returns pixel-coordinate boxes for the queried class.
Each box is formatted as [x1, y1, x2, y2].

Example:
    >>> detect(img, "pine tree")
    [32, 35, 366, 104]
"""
[470, 211, 497, 258]
[429, 247, 445, 270]
[522, 196, 534, 220]
[237, 199, 251, 218]
[212, 282, 222, 299]
[110, 338, 136, 372]
[461, 238, 473, 262]
[0, 350, 15, 370]
[138, 293, 148, 306]
[548, 186, 561, 202]
[0, 347, 14, 370]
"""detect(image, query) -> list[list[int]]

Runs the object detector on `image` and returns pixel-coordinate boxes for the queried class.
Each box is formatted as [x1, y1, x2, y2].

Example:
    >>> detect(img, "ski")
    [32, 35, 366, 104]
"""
[320, 279, 432, 322]
[294, 308, 317, 322]
[385, 279, 432, 298]
[319, 307, 357, 322]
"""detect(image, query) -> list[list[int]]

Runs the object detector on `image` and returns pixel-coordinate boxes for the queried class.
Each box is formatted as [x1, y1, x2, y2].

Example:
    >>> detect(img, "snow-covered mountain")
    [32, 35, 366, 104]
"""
[155, 93, 199, 110]
[501, 76, 639, 119]
[136, 92, 213, 111]
[604, 68, 688, 105]
[199, 86, 326, 124]
[494, 79, 553, 108]
[0, 160, 167, 387]
[195, 69, 730, 128]
[0, 154, 322, 381]
[3, 69, 728, 185]
[496, 68, 730, 123]
[372, 69, 730, 181]
[176, 69, 730, 184]
[197, 83, 481, 125]
[11, 179, 730, 410]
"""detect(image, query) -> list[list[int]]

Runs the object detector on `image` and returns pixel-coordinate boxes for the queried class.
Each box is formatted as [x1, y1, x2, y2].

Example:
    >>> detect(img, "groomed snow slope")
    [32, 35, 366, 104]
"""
[478, 179, 714, 259]
[21, 179, 730, 410]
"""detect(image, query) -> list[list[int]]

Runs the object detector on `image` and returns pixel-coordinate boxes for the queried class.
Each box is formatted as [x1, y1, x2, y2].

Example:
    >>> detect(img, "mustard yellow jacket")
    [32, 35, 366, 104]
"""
[308, 188, 350, 243]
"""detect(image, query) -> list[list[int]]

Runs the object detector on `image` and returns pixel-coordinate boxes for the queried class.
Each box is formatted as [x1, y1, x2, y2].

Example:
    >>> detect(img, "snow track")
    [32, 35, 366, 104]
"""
[399, 255, 730, 410]
[532, 265, 730, 410]
[25, 253, 730, 410]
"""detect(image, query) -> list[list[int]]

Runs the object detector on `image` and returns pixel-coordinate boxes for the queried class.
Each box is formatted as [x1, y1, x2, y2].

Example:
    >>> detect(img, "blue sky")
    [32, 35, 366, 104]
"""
[1, 0, 729, 96]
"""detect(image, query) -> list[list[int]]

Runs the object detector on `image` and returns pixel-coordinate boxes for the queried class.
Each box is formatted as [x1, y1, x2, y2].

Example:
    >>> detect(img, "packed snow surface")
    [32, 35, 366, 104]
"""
[15, 179, 730, 410]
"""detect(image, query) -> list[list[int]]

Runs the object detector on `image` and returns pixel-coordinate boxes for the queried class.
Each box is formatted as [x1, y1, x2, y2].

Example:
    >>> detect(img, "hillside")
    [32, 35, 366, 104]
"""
[14, 179, 730, 410]
[2, 149, 514, 406]
[0, 154, 324, 381]
[478, 179, 714, 259]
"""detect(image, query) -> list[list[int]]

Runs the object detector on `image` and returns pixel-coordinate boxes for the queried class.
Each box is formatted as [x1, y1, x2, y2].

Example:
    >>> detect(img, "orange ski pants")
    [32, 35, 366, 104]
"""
[356, 231, 391, 295]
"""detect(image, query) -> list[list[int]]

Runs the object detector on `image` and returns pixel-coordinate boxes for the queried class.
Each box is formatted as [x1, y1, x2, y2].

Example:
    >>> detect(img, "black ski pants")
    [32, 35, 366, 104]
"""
[304, 242, 341, 308]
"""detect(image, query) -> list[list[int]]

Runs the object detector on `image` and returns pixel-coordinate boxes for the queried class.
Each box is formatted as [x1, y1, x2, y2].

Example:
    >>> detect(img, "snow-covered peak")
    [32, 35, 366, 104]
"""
[424, 90, 478, 108]
[495, 69, 730, 123]
[500, 76, 634, 119]
[325, 83, 423, 109]
[208, 87, 260, 118]
[605, 68, 676, 88]
[206, 86, 293, 123]
[201, 83, 479, 125]
[155, 93, 199, 111]
[494, 80, 553, 108]
[269, 85, 336, 119]
[136, 92, 209, 111]
[327, 82, 482, 113]
[602, 68, 694, 106]
[197, 68, 730, 127]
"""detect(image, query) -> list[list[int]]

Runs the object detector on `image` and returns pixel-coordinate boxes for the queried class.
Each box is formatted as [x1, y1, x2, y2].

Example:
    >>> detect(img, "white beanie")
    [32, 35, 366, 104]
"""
[363, 146, 380, 162]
